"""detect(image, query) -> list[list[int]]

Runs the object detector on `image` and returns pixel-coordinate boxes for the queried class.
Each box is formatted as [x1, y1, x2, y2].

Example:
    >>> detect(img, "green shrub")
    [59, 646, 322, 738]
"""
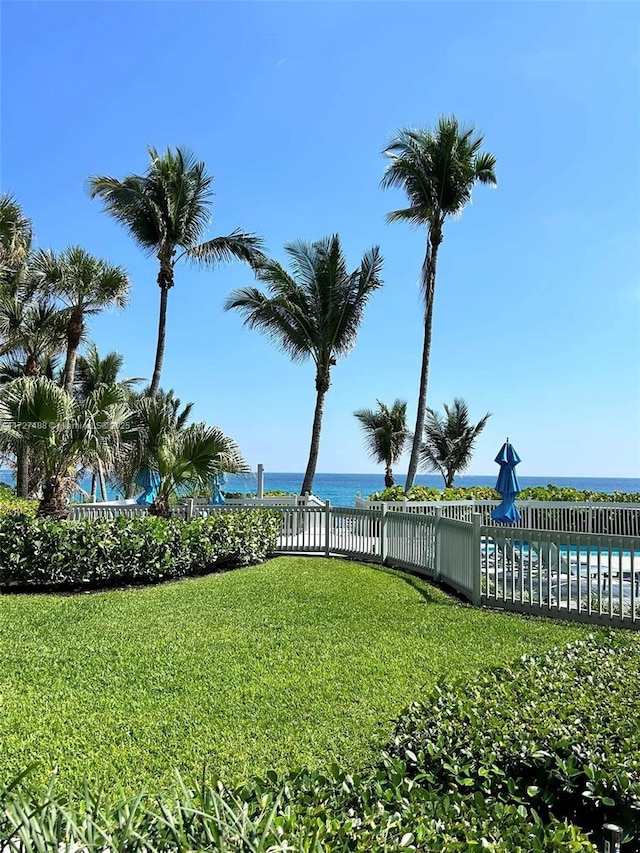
[385, 632, 640, 848]
[0, 511, 281, 590]
[0, 765, 596, 851]
[0, 486, 37, 518]
[369, 484, 501, 502]
[519, 485, 640, 503]
[369, 483, 640, 504]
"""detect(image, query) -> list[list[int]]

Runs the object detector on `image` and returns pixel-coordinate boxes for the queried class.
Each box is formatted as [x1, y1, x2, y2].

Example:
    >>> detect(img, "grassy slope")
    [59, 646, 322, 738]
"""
[0, 557, 591, 793]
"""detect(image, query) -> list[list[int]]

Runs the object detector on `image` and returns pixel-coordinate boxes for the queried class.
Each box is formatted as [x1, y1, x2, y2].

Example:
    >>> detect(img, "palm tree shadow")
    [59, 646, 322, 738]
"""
[374, 563, 456, 607]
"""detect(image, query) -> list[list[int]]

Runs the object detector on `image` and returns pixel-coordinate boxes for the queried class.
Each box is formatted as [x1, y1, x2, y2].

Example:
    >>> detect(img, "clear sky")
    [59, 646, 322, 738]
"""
[2, 1, 639, 479]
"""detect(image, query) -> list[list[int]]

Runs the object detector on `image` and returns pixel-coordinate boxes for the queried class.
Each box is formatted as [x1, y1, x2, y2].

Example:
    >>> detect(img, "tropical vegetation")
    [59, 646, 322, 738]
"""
[382, 116, 497, 492]
[354, 398, 408, 487]
[419, 396, 491, 487]
[88, 146, 264, 395]
[226, 235, 384, 495]
[31, 246, 130, 394]
[0, 377, 131, 517]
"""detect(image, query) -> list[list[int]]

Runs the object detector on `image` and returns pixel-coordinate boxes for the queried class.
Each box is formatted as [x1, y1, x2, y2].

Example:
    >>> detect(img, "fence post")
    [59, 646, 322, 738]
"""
[434, 507, 442, 581]
[602, 823, 623, 852]
[380, 502, 388, 564]
[325, 500, 331, 558]
[472, 512, 482, 606]
[187, 498, 194, 521]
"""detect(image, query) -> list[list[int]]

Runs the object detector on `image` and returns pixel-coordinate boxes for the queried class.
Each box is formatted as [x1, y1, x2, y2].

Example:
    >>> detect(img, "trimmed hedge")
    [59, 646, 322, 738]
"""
[8, 635, 639, 849]
[0, 511, 281, 590]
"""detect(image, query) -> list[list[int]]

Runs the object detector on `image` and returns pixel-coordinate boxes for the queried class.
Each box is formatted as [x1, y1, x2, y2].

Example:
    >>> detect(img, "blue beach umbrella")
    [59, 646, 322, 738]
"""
[491, 440, 521, 524]
[210, 472, 226, 505]
[135, 468, 160, 506]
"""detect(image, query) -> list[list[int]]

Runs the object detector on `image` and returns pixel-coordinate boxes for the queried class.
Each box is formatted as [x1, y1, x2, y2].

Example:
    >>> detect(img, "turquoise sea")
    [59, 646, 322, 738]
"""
[3, 470, 638, 508]
[223, 473, 640, 508]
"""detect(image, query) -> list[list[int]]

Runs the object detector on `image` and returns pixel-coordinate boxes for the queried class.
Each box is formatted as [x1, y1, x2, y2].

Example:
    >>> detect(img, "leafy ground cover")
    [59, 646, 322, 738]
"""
[0, 557, 592, 794]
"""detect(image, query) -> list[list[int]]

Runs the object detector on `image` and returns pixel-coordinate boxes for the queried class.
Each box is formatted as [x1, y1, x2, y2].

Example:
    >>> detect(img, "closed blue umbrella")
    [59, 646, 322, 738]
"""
[491, 440, 521, 524]
[135, 468, 160, 506]
[210, 472, 226, 505]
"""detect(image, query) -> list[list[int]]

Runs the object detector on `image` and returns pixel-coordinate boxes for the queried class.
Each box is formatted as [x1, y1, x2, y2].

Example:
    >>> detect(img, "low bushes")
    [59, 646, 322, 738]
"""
[4, 634, 638, 850]
[0, 485, 37, 518]
[386, 632, 640, 848]
[369, 484, 500, 501]
[368, 483, 640, 503]
[0, 510, 281, 590]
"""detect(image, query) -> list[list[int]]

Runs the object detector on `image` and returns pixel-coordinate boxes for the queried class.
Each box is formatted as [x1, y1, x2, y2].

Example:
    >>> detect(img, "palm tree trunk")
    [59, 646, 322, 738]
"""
[385, 466, 394, 488]
[301, 372, 329, 496]
[98, 460, 107, 501]
[90, 471, 97, 501]
[37, 476, 69, 519]
[16, 448, 29, 498]
[405, 236, 441, 493]
[63, 312, 84, 395]
[149, 261, 173, 397]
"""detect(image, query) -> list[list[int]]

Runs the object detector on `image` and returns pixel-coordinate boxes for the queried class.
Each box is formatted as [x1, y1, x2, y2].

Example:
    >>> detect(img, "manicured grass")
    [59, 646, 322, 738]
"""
[0, 557, 592, 793]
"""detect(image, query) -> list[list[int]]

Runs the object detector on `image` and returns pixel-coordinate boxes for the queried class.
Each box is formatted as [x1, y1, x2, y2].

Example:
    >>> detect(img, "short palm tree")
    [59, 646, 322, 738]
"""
[382, 116, 497, 491]
[354, 399, 408, 488]
[419, 397, 491, 488]
[114, 389, 194, 498]
[75, 343, 144, 500]
[226, 235, 384, 495]
[0, 377, 132, 517]
[0, 295, 67, 496]
[88, 146, 265, 396]
[75, 343, 144, 399]
[32, 246, 130, 394]
[147, 421, 249, 518]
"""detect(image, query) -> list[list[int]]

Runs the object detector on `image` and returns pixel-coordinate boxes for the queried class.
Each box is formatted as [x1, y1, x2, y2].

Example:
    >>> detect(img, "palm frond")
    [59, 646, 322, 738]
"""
[185, 231, 265, 267]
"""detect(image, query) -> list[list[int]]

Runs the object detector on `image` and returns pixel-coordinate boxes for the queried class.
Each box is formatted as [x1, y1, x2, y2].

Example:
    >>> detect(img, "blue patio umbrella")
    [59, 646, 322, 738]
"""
[210, 472, 226, 505]
[491, 440, 521, 524]
[135, 468, 160, 506]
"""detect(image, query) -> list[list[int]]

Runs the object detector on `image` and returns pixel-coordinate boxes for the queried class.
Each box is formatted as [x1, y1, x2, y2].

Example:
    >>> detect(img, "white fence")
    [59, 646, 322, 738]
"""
[355, 496, 640, 537]
[67, 500, 639, 629]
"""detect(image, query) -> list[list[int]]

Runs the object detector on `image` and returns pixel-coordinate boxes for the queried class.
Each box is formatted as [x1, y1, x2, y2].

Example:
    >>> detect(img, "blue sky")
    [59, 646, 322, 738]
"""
[2, 1, 639, 479]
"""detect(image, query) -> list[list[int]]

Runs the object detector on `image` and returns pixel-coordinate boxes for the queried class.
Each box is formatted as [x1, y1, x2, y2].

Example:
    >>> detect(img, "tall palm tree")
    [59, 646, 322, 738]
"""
[0, 377, 131, 517]
[0, 194, 32, 293]
[354, 399, 408, 488]
[419, 397, 490, 488]
[88, 146, 265, 396]
[226, 235, 384, 495]
[381, 116, 497, 491]
[32, 246, 130, 395]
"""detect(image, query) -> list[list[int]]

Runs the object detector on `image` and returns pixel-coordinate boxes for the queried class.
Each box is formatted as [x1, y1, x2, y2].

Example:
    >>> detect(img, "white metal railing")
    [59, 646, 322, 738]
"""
[355, 496, 640, 536]
[481, 525, 639, 628]
[68, 504, 148, 520]
[439, 515, 478, 600]
[383, 508, 436, 576]
[65, 500, 640, 629]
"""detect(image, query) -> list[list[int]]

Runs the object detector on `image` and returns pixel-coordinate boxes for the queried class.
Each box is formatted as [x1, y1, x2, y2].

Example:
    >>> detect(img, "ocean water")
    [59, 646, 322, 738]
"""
[223, 473, 640, 508]
[3, 469, 638, 508]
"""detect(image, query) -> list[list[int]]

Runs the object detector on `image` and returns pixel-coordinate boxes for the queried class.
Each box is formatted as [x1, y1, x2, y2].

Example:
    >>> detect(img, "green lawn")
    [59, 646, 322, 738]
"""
[0, 557, 592, 793]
